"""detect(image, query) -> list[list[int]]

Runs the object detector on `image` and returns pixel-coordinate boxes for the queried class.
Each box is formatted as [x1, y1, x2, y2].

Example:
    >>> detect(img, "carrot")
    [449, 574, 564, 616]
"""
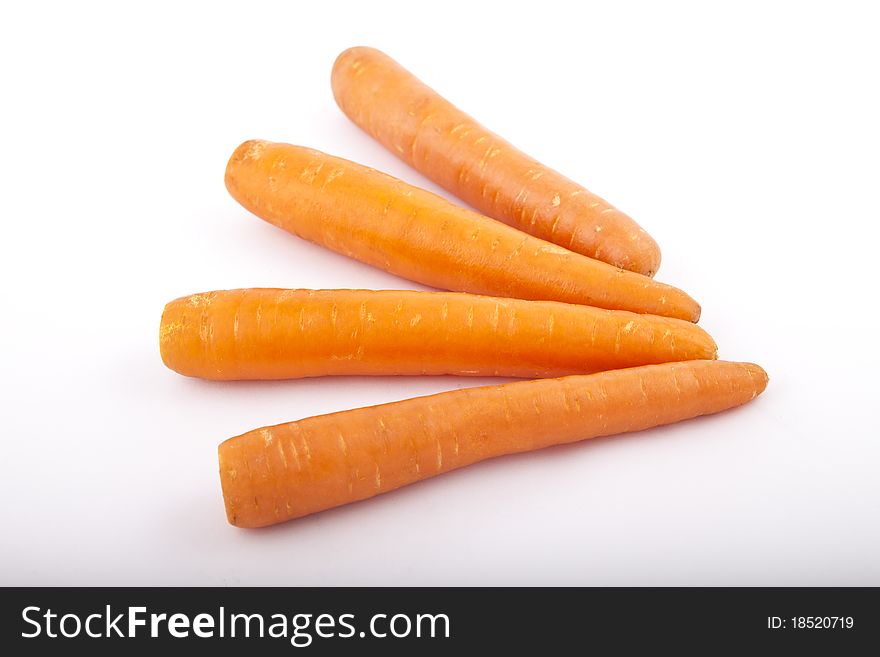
[331, 46, 661, 276]
[225, 140, 700, 321]
[219, 360, 767, 527]
[160, 288, 717, 380]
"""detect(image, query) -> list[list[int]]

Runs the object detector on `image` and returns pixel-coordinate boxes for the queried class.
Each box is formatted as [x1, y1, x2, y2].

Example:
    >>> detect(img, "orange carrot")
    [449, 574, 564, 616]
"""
[331, 46, 661, 276]
[219, 360, 767, 527]
[160, 289, 717, 380]
[225, 140, 700, 321]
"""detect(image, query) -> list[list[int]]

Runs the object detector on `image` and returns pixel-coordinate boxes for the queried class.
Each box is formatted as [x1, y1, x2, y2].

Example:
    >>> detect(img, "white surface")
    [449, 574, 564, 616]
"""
[2, 0, 878, 585]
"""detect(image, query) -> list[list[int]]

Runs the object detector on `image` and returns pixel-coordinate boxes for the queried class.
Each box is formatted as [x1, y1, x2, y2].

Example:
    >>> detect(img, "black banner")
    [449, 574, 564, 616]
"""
[1, 587, 876, 653]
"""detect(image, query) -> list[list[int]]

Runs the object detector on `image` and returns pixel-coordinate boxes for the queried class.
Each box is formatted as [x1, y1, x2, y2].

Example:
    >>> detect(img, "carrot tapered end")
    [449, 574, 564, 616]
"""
[218, 438, 244, 528]
[743, 362, 769, 397]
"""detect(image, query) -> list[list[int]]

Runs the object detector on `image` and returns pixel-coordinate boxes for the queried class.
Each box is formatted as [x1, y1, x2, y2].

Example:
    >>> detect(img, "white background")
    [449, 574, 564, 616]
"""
[2, 1, 878, 585]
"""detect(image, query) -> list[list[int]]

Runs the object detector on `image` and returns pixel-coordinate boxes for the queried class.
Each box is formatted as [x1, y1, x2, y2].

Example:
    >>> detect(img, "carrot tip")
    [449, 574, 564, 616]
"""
[333, 45, 370, 71]
[744, 363, 769, 395]
[229, 139, 267, 166]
